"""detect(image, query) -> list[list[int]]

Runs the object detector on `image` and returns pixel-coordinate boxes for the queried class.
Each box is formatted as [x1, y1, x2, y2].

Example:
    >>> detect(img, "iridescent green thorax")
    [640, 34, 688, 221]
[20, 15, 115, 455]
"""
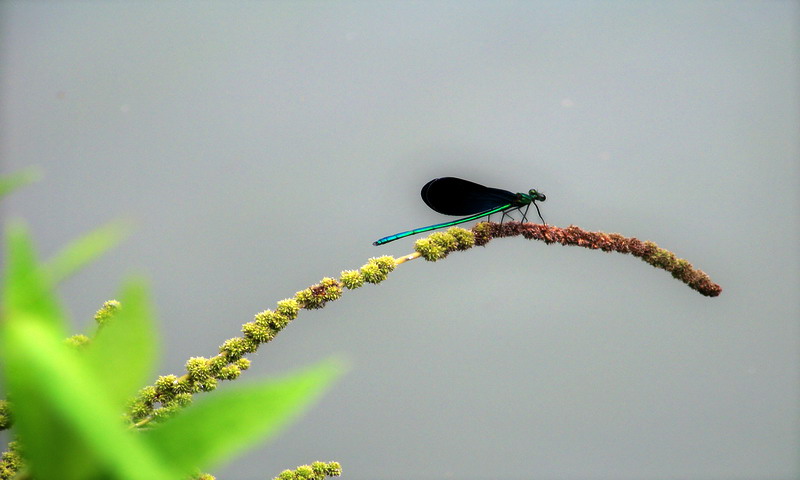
[514, 189, 547, 205]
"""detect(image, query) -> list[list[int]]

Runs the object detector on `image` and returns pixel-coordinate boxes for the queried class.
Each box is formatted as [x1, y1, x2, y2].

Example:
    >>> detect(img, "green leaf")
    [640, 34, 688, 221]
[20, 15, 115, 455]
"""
[2, 222, 65, 334]
[143, 357, 346, 475]
[1, 314, 177, 480]
[83, 279, 158, 408]
[46, 219, 132, 285]
[0, 167, 41, 200]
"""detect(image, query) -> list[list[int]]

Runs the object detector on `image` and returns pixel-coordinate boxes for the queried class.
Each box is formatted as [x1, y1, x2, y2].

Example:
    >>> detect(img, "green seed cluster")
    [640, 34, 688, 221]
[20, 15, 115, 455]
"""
[60, 299, 124, 351]
[94, 299, 121, 328]
[65, 333, 91, 348]
[0, 401, 10, 430]
[130, 256, 399, 425]
[339, 270, 362, 289]
[295, 277, 343, 309]
[356, 256, 396, 284]
[274, 461, 342, 480]
[471, 221, 493, 245]
[0, 441, 21, 480]
[129, 356, 252, 423]
[640, 241, 720, 295]
[414, 227, 476, 261]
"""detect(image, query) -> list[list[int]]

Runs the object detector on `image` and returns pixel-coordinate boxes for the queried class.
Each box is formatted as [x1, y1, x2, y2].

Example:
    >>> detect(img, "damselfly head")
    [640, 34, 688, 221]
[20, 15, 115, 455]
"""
[529, 189, 546, 202]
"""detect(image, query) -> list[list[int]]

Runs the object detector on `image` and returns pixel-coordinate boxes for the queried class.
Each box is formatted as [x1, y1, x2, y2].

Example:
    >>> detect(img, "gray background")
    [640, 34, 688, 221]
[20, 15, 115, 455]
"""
[1, 2, 798, 479]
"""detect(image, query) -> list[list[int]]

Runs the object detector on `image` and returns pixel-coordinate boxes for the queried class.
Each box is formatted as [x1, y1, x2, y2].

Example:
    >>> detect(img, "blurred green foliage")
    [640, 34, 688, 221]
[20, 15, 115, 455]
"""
[0, 170, 343, 479]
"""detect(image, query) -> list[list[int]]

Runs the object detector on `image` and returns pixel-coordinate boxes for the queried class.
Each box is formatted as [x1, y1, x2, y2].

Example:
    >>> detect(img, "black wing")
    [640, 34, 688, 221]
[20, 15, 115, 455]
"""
[420, 177, 517, 216]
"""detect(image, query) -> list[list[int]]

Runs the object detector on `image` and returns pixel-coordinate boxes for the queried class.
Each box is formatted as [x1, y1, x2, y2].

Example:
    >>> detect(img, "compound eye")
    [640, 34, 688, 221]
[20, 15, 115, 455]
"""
[529, 189, 546, 201]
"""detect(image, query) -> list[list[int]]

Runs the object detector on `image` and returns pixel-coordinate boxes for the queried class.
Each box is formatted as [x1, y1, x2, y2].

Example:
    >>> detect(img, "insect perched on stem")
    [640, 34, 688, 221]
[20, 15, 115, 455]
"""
[373, 177, 546, 246]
